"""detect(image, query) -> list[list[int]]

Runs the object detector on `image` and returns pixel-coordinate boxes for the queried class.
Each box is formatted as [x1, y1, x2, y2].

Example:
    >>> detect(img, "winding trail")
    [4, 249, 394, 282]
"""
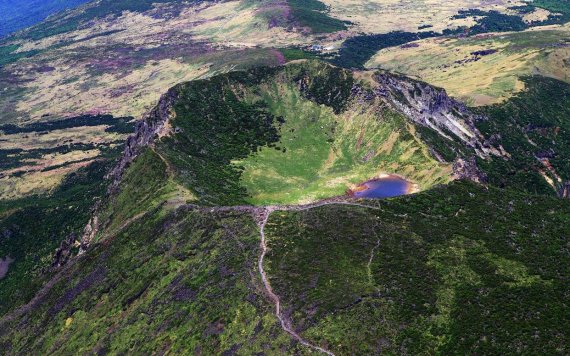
[257, 207, 335, 356]
[367, 239, 381, 286]
[0, 198, 383, 351]
[252, 200, 383, 355]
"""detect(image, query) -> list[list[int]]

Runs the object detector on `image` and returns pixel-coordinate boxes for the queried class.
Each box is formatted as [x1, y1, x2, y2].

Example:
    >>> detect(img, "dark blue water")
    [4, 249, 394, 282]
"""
[352, 177, 410, 199]
[0, 0, 89, 38]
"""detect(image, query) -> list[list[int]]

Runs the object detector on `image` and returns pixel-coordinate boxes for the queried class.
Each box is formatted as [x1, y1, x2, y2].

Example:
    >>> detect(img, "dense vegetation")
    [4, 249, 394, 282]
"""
[96, 147, 196, 234]
[0, 114, 134, 135]
[476, 76, 570, 195]
[159, 70, 282, 206]
[265, 182, 569, 354]
[0, 12, 567, 348]
[533, 0, 570, 23]
[332, 31, 439, 69]
[288, 0, 348, 33]
[278, 48, 318, 61]
[452, 9, 527, 34]
[1, 181, 567, 354]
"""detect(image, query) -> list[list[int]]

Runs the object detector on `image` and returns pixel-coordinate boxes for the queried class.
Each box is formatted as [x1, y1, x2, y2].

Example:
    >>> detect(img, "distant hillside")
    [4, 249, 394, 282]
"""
[0, 0, 89, 38]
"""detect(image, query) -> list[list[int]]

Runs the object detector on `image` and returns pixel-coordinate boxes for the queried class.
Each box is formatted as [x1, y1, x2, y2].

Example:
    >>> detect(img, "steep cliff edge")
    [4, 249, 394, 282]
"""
[107, 87, 180, 192]
[79, 87, 180, 251]
[374, 72, 507, 159]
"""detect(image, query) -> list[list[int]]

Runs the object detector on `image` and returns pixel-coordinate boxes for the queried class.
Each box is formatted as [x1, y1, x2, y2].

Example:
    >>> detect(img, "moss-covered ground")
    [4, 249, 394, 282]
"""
[0, 207, 298, 354]
[236, 81, 449, 204]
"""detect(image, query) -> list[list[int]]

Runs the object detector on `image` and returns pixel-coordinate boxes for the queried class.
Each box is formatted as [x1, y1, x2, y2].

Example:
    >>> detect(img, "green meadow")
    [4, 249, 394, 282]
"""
[236, 80, 450, 205]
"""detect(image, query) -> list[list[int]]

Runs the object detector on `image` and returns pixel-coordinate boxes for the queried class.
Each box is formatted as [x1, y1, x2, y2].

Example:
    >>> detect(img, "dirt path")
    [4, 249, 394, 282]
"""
[253, 200, 383, 355]
[257, 206, 335, 356]
[367, 239, 381, 286]
[0, 198, 381, 351]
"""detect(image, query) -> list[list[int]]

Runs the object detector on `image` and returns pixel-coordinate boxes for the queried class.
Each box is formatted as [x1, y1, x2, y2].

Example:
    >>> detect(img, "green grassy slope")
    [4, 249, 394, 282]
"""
[0, 208, 298, 354]
[236, 80, 449, 204]
[96, 148, 195, 234]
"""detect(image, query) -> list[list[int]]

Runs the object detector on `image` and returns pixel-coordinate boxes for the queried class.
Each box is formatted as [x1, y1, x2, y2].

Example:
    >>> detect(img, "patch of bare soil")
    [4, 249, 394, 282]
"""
[0, 257, 15, 279]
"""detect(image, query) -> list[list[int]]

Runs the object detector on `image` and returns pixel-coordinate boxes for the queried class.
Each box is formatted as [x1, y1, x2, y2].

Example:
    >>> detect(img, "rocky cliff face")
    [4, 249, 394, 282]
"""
[50, 233, 78, 270]
[558, 181, 570, 199]
[453, 157, 488, 184]
[79, 86, 180, 252]
[107, 86, 180, 193]
[373, 72, 507, 159]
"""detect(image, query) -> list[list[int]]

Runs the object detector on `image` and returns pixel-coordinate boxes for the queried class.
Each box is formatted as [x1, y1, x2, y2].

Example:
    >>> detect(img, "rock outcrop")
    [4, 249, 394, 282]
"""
[50, 233, 78, 270]
[79, 86, 180, 252]
[453, 157, 488, 184]
[558, 181, 570, 199]
[373, 72, 506, 159]
[107, 86, 180, 193]
[79, 215, 99, 254]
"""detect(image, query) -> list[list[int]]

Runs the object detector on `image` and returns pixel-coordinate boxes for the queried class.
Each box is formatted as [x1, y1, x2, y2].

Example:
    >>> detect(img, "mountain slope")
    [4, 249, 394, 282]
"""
[0, 59, 491, 321]
[0, 53, 568, 354]
[0, 1, 569, 354]
[1, 181, 568, 354]
[263, 183, 569, 354]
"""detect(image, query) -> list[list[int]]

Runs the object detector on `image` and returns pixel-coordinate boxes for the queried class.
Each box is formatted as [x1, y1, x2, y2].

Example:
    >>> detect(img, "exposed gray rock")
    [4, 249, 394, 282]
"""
[558, 181, 570, 199]
[373, 72, 507, 159]
[453, 157, 488, 184]
[50, 233, 78, 270]
[107, 86, 180, 193]
[0, 256, 14, 279]
[79, 85, 180, 252]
